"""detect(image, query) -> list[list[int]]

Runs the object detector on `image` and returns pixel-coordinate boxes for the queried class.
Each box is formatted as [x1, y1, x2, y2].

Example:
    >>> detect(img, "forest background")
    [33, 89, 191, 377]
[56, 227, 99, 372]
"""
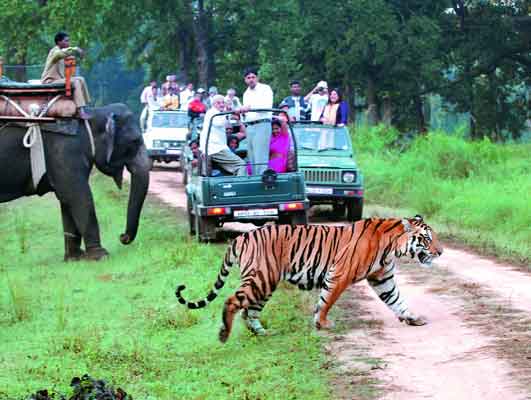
[0, 0, 529, 139]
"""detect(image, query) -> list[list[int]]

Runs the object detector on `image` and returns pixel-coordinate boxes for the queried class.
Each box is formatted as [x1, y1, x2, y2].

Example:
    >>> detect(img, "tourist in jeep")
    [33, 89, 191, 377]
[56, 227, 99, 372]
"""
[200, 95, 247, 176]
[320, 88, 349, 126]
[280, 80, 307, 121]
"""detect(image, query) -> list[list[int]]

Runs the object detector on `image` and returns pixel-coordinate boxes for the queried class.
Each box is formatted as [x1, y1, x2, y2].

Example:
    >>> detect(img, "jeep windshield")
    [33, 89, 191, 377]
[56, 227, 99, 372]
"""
[151, 112, 189, 128]
[293, 125, 351, 152]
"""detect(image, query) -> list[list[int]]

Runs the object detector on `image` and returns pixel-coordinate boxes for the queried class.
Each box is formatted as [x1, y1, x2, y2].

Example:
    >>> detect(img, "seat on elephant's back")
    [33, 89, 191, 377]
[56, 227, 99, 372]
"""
[0, 77, 76, 120]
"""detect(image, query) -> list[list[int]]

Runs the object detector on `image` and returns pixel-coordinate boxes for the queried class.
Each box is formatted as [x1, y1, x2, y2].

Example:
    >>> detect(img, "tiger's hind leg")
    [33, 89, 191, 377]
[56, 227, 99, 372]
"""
[220, 291, 250, 343]
[314, 271, 349, 330]
[219, 288, 265, 343]
[367, 271, 427, 326]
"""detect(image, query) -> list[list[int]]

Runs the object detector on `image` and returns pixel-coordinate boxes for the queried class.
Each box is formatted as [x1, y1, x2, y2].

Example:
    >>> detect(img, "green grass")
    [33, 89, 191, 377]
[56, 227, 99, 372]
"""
[352, 125, 531, 265]
[0, 173, 336, 399]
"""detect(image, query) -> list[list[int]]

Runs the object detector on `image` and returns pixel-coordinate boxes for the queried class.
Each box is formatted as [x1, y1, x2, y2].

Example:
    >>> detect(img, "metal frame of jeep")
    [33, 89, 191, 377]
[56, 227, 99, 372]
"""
[292, 121, 364, 221]
[186, 109, 309, 242]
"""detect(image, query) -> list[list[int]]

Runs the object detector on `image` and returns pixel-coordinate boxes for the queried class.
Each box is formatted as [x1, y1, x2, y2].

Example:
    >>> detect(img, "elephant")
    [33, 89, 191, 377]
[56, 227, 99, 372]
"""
[0, 103, 150, 261]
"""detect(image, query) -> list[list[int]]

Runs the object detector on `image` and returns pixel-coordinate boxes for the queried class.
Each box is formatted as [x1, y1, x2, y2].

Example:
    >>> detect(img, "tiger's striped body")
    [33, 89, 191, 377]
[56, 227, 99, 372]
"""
[176, 216, 443, 343]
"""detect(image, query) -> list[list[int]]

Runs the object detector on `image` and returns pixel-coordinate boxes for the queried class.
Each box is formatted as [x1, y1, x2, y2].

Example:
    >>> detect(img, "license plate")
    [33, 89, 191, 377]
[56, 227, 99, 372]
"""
[234, 208, 278, 217]
[167, 149, 181, 155]
[307, 186, 333, 195]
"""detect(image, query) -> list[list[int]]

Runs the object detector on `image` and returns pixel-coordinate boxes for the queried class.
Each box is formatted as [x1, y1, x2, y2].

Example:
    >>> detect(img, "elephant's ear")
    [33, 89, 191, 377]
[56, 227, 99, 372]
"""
[105, 113, 117, 163]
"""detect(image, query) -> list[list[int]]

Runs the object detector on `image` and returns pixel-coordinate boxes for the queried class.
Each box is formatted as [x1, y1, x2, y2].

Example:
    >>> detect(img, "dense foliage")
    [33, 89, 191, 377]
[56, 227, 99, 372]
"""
[0, 0, 529, 139]
[352, 125, 531, 263]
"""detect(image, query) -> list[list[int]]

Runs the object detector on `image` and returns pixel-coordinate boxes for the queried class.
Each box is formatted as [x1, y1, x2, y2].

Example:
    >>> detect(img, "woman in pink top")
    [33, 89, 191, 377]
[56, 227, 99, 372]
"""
[268, 119, 290, 173]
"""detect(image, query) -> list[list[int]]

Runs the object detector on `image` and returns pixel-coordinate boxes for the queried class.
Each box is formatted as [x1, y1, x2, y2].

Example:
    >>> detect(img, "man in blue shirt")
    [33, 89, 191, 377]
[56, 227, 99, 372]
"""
[280, 80, 307, 121]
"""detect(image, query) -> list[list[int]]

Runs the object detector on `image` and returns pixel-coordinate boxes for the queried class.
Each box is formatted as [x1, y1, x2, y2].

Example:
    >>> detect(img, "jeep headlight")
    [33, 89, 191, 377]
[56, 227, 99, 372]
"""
[342, 172, 356, 183]
[153, 140, 162, 148]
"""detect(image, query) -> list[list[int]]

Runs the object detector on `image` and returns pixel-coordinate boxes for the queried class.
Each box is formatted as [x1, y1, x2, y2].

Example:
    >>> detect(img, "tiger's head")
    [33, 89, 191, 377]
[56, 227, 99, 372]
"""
[401, 215, 443, 268]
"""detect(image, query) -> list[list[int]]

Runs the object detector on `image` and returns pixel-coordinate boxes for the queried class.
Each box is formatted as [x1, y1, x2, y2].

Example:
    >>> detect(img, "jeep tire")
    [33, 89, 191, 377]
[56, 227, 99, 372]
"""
[279, 210, 308, 226]
[346, 198, 363, 222]
[196, 215, 217, 242]
[332, 203, 346, 219]
[187, 197, 196, 235]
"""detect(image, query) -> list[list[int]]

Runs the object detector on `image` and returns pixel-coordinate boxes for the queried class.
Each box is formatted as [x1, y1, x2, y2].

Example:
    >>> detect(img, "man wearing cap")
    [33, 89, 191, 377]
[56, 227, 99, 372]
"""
[280, 80, 307, 121]
[161, 75, 177, 96]
[305, 81, 329, 122]
[200, 95, 246, 176]
[237, 67, 274, 175]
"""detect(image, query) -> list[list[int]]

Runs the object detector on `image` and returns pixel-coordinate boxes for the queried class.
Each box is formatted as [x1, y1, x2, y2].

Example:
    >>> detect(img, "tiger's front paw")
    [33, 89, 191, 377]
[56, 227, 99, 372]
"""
[315, 319, 335, 330]
[399, 315, 427, 326]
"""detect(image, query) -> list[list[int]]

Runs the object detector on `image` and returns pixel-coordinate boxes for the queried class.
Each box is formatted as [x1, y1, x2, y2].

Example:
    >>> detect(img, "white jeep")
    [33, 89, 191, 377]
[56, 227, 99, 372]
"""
[143, 110, 190, 168]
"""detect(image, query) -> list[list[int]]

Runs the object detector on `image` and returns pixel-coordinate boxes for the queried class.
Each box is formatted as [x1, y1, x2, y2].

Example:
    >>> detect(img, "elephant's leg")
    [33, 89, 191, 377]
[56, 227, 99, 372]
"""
[56, 183, 109, 261]
[60, 202, 84, 261]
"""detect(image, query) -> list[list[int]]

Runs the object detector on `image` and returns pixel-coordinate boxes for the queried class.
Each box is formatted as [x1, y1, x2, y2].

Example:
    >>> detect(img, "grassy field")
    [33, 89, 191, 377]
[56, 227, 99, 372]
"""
[0, 174, 348, 399]
[352, 125, 531, 266]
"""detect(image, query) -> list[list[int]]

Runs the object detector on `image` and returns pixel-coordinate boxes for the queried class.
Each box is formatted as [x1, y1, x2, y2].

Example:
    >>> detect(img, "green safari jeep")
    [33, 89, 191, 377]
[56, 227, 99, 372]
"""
[292, 122, 364, 221]
[186, 109, 309, 242]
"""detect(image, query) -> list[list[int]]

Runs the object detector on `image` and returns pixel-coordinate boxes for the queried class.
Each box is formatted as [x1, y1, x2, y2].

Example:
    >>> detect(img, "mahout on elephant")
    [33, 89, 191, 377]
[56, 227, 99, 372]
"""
[0, 103, 151, 261]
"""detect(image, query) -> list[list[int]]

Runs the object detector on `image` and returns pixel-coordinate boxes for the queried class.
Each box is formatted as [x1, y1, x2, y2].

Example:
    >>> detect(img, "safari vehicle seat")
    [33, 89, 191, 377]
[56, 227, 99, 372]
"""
[198, 152, 237, 177]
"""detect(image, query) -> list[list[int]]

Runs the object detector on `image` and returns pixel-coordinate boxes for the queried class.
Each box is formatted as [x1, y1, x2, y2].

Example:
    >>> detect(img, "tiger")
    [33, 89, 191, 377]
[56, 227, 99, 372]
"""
[175, 215, 443, 343]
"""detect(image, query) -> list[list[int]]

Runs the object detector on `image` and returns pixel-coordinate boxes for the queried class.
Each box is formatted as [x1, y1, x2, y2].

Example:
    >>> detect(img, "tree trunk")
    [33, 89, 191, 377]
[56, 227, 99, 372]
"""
[382, 95, 392, 126]
[343, 82, 354, 124]
[414, 95, 427, 134]
[177, 28, 190, 83]
[191, 0, 211, 88]
[366, 74, 379, 126]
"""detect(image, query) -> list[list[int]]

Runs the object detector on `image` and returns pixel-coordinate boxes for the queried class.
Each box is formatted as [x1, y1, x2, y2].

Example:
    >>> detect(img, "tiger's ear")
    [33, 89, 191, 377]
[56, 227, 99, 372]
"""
[414, 214, 423, 222]
[402, 219, 412, 232]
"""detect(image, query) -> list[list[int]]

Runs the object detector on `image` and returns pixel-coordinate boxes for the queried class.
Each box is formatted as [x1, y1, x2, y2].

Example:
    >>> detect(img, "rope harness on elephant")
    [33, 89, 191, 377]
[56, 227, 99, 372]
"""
[0, 94, 96, 190]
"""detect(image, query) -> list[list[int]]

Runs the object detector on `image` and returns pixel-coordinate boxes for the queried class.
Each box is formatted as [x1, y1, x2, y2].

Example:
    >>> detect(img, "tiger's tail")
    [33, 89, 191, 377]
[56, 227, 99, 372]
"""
[175, 235, 243, 309]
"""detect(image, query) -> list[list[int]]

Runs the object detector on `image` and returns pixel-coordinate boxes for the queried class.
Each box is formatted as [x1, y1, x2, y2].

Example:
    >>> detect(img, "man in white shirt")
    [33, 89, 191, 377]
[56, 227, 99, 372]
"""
[139, 80, 158, 131]
[238, 67, 274, 175]
[200, 95, 246, 176]
[305, 80, 329, 121]
[179, 82, 194, 110]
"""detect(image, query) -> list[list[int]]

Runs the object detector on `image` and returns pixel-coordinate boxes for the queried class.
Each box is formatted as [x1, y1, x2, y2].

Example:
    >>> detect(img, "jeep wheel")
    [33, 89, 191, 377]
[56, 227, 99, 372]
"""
[332, 203, 346, 219]
[187, 197, 196, 236]
[196, 215, 218, 243]
[346, 198, 363, 222]
[282, 210, 308, 226]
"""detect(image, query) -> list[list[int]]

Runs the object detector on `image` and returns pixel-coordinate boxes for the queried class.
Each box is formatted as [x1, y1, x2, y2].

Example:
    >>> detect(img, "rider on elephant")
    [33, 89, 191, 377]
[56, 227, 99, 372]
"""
[41, 31, 91, 120]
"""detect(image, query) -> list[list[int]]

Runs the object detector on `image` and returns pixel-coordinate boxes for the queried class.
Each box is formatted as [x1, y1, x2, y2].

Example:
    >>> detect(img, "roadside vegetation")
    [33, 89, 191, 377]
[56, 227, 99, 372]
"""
[0, 174, 343, 399]
[352, 125, 531, 265]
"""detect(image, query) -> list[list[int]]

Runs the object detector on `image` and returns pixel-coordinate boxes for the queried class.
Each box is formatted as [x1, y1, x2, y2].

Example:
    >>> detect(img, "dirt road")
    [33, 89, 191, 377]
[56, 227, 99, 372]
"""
[147, 165, 531, 400]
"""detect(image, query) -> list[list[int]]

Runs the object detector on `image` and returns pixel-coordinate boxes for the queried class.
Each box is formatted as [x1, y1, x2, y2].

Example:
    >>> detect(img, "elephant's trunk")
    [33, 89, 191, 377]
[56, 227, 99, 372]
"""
[120, 145, 150, 245]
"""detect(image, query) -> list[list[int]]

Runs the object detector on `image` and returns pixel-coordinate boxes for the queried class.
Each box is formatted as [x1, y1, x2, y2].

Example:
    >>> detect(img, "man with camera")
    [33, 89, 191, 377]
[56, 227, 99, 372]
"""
[304, 80, 329, 122]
